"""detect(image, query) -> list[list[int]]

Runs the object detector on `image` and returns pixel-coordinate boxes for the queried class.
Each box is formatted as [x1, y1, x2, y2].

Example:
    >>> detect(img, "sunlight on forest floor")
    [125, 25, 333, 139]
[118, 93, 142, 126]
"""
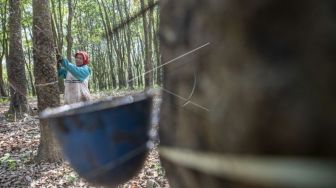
[0, 90, 169, 187]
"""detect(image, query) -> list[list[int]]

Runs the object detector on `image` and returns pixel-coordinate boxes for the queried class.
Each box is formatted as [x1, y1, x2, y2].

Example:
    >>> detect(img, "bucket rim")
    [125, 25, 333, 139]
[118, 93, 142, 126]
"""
[40, 92, 152, 119]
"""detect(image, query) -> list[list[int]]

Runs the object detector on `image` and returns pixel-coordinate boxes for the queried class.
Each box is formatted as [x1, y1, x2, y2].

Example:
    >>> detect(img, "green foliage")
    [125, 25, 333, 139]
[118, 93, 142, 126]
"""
[0, 96, 9, 103]
[152, 163, 165, 177]
[0, 153, 18, 171]
[64, 172, 78, 184]
[0, 153, 10, 163]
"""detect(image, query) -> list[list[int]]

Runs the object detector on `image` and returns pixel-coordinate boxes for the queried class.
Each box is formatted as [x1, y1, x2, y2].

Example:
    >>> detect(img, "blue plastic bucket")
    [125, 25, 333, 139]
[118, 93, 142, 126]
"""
[40, 93, 153, 186]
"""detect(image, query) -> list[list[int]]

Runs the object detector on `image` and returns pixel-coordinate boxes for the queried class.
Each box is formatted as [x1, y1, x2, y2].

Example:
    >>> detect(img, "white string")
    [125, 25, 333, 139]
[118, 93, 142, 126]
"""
[160, 87, 210, 111]
[127, 42, 210, 83]
[35, 81, 59, 87]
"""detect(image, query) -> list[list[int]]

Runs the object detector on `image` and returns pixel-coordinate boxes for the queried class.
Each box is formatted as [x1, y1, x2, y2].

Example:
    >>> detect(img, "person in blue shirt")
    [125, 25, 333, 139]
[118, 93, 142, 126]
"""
[58, 51, 91, 104]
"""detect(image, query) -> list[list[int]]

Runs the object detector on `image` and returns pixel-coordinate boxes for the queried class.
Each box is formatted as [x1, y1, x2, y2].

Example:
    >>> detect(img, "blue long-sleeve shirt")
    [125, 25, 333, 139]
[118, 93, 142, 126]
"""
[58, 59, 91, 81]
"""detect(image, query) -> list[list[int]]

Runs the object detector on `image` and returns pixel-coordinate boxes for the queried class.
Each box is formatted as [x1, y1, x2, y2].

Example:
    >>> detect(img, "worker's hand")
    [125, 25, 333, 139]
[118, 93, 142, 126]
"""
[56, 53, 62, 60]
[57, 55, 64, 67]
[59, 58, 73, 69]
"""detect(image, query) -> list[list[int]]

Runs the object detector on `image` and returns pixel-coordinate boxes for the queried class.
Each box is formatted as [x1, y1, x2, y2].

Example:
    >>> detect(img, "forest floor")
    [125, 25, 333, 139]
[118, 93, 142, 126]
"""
[0, 90, 169, 188]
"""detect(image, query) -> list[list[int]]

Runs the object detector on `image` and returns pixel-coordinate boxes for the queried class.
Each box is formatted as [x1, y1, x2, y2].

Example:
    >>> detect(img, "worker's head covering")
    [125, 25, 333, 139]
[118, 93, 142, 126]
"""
[75, 51, 89, 65]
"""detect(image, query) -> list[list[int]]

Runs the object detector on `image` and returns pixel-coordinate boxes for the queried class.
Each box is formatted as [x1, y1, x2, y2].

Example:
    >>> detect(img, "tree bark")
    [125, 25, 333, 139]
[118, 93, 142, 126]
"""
[50, 0, 65, 94]
[152, 7, 161, 85]
[57, 0, 63, 54]
[33, 0, 62, 162]
[138, 36, 145, 87]
[66, 0, 73, 60]
[0, 55, 7, 97]
[96, 0, 117, 89]
[147, 0, 154, 86]
[140, 0, 153, 88]
[7, 0, 29, 115]
[120, 0, 134, 89]
[50, 0, 63, 54]
[160, 0, 336, 187]
[0, 0, 8, 97]
[23, 26, 36, 96]
[109, 0, 126, 88]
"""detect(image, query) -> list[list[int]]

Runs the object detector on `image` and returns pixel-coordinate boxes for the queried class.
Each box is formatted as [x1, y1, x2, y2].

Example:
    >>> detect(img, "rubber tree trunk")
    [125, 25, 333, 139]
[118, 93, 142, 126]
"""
[7, 0, 29, 116]
[159, 0, 336, 187]
[33, 0, 62, 162]
[141, 0, 153, 88]
[66, 0, 73, 60]
[0, 0, 8, 97]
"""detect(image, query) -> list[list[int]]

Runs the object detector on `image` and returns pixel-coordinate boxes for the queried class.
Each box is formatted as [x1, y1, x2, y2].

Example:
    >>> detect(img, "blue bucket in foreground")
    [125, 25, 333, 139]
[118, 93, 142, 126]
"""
[40, 93, 153, 186]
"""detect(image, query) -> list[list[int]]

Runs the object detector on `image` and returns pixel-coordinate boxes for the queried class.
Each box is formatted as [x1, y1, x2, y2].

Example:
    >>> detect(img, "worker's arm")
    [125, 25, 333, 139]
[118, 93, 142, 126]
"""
[58, 67, 67, 79]
[60, 59, 91, 81]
